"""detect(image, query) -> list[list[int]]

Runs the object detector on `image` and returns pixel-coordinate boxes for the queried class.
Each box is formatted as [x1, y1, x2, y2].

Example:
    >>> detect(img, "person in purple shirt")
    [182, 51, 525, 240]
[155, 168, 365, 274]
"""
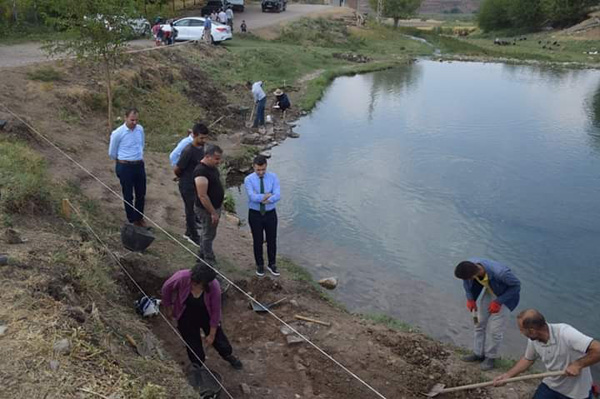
[244, 155, 281, 277]
[162, 263, 242, 370]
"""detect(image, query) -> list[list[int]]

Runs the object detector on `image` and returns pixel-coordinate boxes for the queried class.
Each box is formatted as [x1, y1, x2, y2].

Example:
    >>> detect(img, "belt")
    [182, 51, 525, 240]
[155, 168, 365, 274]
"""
[117, 160, 144, 164]
[250, 208, 275, 214]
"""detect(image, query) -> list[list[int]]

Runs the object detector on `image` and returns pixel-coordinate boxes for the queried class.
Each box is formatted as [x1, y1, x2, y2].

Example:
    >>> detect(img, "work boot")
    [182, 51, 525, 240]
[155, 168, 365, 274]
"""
[461, 353, 485, 362]
[480, 358, 495, 371]
[225, 355, 243, 370]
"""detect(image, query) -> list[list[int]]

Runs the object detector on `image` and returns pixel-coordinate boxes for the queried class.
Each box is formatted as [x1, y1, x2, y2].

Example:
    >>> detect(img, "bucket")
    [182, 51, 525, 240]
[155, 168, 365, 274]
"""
[120, 223, 155, 252]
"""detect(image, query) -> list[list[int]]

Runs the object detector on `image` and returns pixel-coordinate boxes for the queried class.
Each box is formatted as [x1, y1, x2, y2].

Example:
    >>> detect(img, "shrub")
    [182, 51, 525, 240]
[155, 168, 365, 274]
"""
[26, 66, 63, 82]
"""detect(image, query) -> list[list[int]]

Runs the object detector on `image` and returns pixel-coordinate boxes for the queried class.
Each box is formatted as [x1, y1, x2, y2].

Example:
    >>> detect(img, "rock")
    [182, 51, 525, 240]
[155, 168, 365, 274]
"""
[0, 325, 7, 335]
[289, 299, 299, 307]
[259, 151, 272, 158]
[288, 131, 300, 139]
[294, 355, 306, 371]
[318, 277, 338, 290]
[0, 120, 7, 130]
[240, 383, 251, 395]
[0, 255, 8, 265]
[4, 228, 25, 244]
[286, 335, 304, 346]
[241, 133, 264, 145]
[49, 360, 59, 371]
[53, 338, 71, 355]
[280, 325, 293, 336]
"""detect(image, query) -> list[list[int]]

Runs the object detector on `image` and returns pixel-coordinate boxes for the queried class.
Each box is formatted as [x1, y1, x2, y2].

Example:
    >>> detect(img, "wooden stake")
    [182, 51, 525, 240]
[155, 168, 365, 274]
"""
[294, 314, 331, 326]
[61, 199, 71, 219]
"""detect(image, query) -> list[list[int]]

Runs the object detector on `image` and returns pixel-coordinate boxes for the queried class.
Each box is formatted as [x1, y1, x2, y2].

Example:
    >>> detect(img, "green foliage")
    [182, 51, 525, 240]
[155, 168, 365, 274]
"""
[278, 18, 358, 48]
[478, 0, 596, 32]
[368, 0, 422, 27]
[223, 192, 236, 213]
[0, 139, 55, 215]
[26, 66, 63, 81]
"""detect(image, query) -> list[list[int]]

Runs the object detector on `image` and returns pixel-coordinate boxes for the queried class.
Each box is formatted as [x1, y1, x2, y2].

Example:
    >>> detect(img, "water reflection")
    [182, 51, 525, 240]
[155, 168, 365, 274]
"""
[366, 63, 422, 121]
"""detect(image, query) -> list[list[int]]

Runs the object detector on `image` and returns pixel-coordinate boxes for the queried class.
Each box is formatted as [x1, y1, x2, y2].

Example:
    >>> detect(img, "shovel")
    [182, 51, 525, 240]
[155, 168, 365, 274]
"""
[250, 297, 287, 313]
[426, 370, 565, 397]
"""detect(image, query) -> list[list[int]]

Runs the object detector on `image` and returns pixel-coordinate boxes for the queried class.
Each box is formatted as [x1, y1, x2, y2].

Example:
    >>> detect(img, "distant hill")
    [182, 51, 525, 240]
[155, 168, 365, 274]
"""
[418, 0, 482, 14]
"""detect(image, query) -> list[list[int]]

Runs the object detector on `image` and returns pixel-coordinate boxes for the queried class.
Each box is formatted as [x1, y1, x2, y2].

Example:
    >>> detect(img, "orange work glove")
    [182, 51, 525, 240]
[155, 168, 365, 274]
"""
[466, 300, 477, 312]
[488, 301, 502, 314]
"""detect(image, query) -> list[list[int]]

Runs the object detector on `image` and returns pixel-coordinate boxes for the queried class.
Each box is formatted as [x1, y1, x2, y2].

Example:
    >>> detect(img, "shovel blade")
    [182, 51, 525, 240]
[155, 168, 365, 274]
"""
[426, 383, 446, 398]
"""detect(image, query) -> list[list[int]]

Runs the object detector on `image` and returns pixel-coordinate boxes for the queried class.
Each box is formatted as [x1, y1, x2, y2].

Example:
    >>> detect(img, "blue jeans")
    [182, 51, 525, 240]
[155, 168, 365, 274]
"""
[534, 383, 592, 399]
[253, 97, 266, 127]
[115, 162, 146, 223]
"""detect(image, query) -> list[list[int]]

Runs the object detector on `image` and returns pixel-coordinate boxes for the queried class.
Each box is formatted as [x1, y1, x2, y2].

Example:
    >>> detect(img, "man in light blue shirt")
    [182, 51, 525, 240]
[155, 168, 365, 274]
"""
[243, 155, 280, 276]
[108, 108, 147, 227]
[246, 80, 266, 129]
[169, 129, 193, 167]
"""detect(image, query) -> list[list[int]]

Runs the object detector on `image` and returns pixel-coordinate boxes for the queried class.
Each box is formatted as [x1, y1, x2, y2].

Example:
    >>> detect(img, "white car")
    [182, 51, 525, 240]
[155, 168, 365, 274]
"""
[163, 17, 232, 43]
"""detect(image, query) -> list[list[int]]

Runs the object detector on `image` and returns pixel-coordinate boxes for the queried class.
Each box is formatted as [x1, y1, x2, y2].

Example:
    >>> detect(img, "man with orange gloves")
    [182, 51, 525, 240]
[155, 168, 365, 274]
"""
[454, 258, 521, 371]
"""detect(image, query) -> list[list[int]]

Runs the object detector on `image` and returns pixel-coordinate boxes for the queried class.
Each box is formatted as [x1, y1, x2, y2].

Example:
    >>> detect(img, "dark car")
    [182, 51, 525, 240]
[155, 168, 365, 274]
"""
[261, 0, 286, 12]
[201, 0, 225, 16]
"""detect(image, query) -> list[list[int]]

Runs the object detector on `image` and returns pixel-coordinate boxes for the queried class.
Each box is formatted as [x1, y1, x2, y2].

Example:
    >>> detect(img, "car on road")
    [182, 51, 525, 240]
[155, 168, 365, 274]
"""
[161, 17, 232, 43]
[201, 0, 226, 16]
[262, 0, 287, 12]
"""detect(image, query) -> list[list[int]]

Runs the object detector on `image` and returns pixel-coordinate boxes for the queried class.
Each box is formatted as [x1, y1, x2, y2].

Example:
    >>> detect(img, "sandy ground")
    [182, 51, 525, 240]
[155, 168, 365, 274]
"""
[0, 3, 335, 69]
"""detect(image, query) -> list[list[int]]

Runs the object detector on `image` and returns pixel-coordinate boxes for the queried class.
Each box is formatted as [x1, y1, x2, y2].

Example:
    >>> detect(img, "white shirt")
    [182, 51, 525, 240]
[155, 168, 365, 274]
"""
[108, 123, 145, 161]
[525, 323, 593, 399]
[218, 11, 227, 23]
[226, 9, 233, 20]
[252, 81, 266, 102]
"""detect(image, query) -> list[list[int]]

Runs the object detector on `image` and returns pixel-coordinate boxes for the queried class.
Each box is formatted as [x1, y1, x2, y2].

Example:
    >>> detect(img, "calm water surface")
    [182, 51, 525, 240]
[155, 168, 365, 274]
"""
[233, 60, 600, 367]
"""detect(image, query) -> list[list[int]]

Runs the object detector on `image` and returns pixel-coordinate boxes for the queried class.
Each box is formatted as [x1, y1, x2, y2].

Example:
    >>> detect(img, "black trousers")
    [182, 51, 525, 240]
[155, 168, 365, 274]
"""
[115, 162, 146, 223]
[177, 309, 232, 366]
[179, 184, 198, 239]
[248, 209, 277, 267]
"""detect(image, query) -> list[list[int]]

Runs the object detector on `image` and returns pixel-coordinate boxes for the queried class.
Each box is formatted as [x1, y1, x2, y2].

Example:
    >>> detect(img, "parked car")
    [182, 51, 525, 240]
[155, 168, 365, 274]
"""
[262, 0, 286, 12]
[228, 0, 244, 12]
[161, 17, 232, 43]
[201, 0, 225, 16]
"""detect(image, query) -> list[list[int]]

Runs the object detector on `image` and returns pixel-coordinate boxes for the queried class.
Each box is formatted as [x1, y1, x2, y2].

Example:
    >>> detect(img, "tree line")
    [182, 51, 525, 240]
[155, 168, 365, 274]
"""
[478, 0, 599, 32]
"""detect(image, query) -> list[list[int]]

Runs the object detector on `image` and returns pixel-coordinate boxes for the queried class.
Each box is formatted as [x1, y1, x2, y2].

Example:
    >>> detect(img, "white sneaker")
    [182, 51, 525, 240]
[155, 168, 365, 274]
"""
[183, 234, 200, 247]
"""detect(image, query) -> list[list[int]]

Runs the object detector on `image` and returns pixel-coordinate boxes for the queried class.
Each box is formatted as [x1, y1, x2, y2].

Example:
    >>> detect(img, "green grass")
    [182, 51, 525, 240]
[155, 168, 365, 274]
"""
[361, 312, 416, 332]
[0, 139, 56, 215]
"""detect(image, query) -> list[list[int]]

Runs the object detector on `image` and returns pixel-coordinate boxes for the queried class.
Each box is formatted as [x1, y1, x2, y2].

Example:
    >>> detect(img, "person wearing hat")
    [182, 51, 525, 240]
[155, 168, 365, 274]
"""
[273, 88, 291, 120]
[161, 263, 243, 370]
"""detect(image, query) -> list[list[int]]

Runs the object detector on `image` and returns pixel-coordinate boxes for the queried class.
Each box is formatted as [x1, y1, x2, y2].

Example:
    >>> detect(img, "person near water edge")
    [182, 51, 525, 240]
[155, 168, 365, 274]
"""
[161, 262, 243, 370]
[493, 309, 600, 399]
[247, 80, 266, 129]
[454, 258, 521, 371]
[108, 108, 147, 227]
[174, 123, 209, 247]
[244, 155, 281, 277]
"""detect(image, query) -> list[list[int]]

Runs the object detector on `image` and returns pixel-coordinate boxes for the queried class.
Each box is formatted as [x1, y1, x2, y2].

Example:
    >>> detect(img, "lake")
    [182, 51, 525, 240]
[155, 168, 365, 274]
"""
[232, 60, 600, 370]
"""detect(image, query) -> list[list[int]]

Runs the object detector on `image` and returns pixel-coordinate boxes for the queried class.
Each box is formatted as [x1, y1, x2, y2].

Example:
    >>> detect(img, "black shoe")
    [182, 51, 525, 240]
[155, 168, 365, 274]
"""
[225, 355, 243, 370]
[267, 264, 280, 276]
[256, 265, 265, 277]
[461, 353, 485, 362]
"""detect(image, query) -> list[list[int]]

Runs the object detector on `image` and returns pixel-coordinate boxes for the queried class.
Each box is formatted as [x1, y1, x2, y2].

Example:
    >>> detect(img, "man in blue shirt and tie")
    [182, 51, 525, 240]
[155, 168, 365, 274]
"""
[244, 155, 281, 276]
[108, 108, 147, 227]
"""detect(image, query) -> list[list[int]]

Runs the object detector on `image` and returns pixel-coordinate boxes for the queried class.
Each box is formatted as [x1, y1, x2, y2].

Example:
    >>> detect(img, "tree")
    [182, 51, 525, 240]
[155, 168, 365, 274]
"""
[541, 0, 596, 27]
[508, 0, 544, 31]
[368, 0, 422, 28]
[44, 0, 137, 133]
[477, 0, 512, 31]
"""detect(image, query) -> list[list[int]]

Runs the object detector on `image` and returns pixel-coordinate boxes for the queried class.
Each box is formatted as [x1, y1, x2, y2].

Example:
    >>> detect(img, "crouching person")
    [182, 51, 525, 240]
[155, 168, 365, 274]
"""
[161, 263, 243, 370]
[494, 309, 600, 399]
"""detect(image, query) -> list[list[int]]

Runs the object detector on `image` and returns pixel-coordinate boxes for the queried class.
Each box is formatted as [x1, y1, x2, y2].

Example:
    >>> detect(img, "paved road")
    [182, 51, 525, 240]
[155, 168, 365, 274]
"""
[0, 4, 335, 68]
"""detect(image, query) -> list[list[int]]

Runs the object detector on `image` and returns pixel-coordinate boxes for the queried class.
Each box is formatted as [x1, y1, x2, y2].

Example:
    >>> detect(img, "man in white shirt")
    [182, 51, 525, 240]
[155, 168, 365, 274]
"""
[494, 309, 600, 399]
[246, 80, 266, 129]
[218, 9, 227, 24]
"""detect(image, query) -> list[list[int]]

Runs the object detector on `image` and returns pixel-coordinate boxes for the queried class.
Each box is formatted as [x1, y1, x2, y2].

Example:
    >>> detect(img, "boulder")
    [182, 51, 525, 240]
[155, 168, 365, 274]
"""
[53, 338, 71, 355]
[318, 277, 338, 290]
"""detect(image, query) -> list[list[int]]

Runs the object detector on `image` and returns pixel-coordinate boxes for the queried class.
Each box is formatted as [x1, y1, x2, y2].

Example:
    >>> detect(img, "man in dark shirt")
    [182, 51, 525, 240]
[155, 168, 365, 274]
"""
[174, 123, 209, 246]
[193, 144, 225, 265]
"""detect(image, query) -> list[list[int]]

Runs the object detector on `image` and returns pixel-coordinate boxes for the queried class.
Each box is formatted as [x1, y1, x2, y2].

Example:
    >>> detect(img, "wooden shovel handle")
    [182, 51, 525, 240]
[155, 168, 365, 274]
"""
[441, 370, 565, 393]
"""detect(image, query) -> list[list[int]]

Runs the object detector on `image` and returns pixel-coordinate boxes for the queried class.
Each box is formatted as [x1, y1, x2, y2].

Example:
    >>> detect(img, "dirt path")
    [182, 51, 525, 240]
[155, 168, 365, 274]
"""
[0, 4, 335, 69]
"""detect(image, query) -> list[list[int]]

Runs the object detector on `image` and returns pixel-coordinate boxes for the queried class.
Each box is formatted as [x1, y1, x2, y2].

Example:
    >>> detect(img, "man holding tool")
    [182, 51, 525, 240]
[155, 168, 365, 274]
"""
[454, 258, 521, 370]
[493, 309, 600, 399]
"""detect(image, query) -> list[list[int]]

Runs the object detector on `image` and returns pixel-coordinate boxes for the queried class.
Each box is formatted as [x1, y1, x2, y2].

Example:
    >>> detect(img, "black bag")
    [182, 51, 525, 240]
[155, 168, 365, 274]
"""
[120, 223, 155, 252]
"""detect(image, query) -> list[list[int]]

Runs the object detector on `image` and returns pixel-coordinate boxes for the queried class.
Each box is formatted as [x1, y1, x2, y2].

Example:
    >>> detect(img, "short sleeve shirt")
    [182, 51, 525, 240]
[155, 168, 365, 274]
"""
[177, 144, 204, 189]
[524, 323, 593, 399]
[193, 162, 224, 210]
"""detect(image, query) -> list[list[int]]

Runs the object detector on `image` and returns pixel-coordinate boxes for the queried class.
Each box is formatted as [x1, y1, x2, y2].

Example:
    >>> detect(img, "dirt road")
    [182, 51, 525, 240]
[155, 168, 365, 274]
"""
[0, 4, 334, 69]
